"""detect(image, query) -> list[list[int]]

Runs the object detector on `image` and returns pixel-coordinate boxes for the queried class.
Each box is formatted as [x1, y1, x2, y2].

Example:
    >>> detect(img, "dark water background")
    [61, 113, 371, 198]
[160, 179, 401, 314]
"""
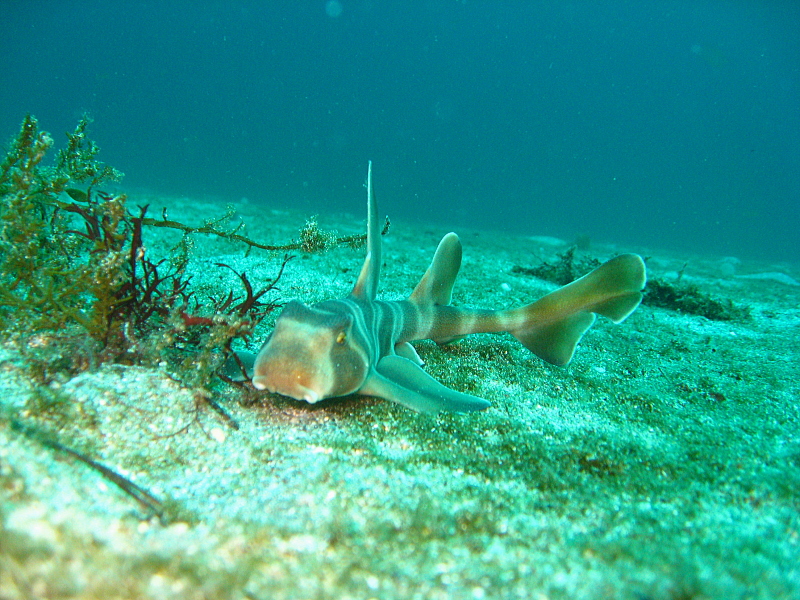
[2, 1, 798, 262]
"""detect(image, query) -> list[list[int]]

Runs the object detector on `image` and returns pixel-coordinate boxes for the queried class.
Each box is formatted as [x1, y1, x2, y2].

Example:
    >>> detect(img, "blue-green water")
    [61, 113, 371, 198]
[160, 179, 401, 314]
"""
[2, 1, 798, 260]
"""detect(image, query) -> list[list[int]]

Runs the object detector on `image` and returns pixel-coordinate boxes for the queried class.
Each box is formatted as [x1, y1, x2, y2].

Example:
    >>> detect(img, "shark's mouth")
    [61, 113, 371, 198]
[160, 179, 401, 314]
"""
[251, 374, 322, 404]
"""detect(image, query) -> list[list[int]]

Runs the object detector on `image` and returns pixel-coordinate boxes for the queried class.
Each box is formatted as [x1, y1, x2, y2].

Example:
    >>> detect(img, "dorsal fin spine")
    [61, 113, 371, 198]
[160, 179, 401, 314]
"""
[351, 161, 381, 300]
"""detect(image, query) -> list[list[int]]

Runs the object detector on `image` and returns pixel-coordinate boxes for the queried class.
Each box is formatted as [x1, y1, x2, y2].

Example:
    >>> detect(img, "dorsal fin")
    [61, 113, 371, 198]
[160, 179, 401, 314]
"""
[409, 232, 462, 306]
[351, 161, 381, 300]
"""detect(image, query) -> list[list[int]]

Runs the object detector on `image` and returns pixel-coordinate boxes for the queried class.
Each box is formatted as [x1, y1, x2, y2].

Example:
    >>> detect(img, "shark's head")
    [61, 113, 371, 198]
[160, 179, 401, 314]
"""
[251, 300, 370, 403]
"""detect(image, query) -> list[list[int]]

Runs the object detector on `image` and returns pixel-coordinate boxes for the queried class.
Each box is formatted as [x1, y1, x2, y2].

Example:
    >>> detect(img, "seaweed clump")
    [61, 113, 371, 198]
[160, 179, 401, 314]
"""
[0, 114, 126, 342]
[511, 247, 601, 286]
[0, 114, 283, 384]
[642, 276, 750, 321]
[299, 216, 339, 253]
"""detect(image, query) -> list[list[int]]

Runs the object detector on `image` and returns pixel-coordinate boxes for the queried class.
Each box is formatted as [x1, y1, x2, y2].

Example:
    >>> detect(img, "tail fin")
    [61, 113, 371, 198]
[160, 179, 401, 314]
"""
[511, 254, 646, 366]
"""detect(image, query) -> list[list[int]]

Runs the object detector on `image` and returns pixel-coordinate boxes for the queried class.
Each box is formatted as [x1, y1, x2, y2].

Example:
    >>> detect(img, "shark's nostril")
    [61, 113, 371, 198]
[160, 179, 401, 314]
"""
[251, 376, 268, 391]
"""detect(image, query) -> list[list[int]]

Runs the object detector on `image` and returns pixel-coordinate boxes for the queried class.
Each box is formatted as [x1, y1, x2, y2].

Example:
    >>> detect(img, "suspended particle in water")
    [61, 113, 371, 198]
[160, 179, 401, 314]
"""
[325, 1, 343, 18]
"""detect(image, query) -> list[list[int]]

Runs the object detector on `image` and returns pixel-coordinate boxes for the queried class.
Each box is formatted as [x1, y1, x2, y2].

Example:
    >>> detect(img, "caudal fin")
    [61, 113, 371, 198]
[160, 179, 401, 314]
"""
[511, 254, 646, 366]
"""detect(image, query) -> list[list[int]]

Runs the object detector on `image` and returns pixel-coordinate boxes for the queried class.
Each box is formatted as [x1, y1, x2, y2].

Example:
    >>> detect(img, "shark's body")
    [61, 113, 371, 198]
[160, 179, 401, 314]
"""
[247, 162, 646, 412]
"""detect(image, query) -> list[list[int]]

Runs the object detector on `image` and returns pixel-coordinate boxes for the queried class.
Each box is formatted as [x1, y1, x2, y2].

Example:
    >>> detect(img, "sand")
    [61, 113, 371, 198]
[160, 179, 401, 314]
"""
[1, 195, 798, 599]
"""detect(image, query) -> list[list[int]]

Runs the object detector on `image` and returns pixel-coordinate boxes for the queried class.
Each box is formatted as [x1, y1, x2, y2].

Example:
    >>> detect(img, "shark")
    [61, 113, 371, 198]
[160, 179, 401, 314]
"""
[241, 162, 646, 413]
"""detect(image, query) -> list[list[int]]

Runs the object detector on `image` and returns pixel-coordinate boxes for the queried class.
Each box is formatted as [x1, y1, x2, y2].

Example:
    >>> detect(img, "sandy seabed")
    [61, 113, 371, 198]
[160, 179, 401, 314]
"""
[1, 194, 798, 600]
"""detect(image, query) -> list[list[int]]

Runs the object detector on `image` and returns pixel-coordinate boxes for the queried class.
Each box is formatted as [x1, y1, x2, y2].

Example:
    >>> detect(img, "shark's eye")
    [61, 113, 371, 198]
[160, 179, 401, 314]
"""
[336, 331, 347, 344]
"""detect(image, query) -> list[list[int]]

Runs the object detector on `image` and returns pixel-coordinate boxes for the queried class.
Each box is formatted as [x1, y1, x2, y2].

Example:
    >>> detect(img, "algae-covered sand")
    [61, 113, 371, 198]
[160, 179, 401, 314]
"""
[1, 195, 799, 599]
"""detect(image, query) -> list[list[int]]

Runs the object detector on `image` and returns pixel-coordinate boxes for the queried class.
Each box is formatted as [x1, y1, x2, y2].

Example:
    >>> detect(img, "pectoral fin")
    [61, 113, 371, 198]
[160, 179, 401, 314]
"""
[360, 355, 490, 413]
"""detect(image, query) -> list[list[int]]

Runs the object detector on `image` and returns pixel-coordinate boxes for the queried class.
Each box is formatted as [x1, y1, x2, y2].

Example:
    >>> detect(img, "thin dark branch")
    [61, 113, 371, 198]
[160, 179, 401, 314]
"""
[203, 396, 239, 430]
[8, 417, 164, 519]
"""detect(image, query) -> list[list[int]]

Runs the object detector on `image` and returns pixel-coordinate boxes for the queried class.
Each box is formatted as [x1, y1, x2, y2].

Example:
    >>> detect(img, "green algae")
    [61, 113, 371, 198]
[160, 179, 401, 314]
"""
[0, 116, 286, 395]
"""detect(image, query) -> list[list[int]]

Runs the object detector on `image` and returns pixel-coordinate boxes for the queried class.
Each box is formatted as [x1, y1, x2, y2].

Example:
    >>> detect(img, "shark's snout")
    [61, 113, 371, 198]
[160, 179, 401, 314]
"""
[250, 315, 335, 404]
[250, 299, 369, 405]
